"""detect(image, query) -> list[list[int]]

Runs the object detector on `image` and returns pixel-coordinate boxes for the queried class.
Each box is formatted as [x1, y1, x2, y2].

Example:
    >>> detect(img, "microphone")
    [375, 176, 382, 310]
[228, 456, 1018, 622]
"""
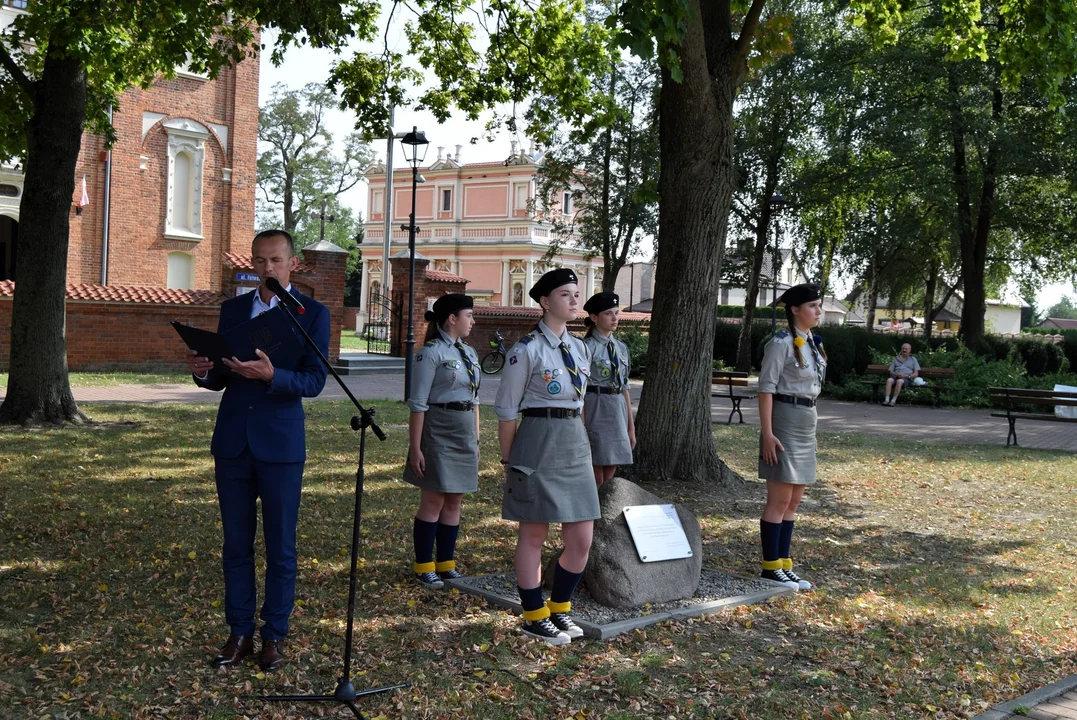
[265, 276, 305, 315]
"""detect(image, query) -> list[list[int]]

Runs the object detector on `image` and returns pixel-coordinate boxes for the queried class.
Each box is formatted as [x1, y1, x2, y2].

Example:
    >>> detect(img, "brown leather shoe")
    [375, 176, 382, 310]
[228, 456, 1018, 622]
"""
[260, 639, 286, 671]
[212, 634, 253, 667]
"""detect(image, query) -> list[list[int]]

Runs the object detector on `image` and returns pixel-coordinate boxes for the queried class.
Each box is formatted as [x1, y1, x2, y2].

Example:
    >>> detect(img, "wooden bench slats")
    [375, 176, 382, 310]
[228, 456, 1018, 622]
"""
[860, 365, 954, 407]
[990, 412, 1076, 422]
[989, 386, 1077, 446]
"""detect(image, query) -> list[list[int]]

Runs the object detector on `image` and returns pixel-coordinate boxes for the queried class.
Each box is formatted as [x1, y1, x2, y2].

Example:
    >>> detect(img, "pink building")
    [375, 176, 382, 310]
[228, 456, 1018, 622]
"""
[358, 144, 601, 327]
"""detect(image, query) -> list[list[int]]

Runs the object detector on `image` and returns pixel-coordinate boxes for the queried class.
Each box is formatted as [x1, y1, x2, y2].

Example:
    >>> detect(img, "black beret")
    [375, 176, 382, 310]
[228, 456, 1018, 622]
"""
[777, 283, 822, 308]
[529, 268, 579, 302]
[583, 292, 619, 315]
[424, 293, 474, 323]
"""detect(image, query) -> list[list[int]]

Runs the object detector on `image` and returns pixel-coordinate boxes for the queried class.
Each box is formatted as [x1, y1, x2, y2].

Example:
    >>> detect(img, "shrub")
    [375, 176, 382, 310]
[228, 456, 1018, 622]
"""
[615, 326, 649, 378]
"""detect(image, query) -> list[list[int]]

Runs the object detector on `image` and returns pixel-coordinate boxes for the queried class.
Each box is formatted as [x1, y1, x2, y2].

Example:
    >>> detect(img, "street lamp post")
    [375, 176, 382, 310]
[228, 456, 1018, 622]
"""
[768, 192, 789, 332]
[399, 126, 429, 402]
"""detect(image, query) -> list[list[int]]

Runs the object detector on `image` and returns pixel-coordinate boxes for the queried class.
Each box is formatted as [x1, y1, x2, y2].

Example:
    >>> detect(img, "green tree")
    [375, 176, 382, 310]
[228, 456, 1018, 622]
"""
[256, 82, 373, 234]
[336, 0, 1077, 481]
[0, 1, 363, 425]
[1045, 296, 1077, 320]
[290, 195, 366, 306]
[728, 0, 812, 372]
[535, 55, 660, 291]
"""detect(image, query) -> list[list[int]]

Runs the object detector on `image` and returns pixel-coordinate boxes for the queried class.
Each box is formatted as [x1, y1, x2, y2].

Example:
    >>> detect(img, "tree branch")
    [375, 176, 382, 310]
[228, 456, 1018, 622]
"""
[734, 0, 768, 69]
[0, 41, 35, 102]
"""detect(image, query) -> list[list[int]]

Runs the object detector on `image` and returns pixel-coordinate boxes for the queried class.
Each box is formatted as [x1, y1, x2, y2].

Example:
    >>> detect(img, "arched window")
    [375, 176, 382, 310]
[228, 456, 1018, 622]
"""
[166, 252, 194, 289]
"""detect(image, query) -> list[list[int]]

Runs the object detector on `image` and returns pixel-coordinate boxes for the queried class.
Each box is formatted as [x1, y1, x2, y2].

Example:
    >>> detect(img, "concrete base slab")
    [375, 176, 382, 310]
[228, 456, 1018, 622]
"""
[448, 568, 794, 640]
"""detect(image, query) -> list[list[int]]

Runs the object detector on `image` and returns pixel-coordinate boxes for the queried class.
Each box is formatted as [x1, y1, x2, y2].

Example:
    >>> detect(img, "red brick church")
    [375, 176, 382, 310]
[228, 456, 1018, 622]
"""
[0, 19, 346, 369]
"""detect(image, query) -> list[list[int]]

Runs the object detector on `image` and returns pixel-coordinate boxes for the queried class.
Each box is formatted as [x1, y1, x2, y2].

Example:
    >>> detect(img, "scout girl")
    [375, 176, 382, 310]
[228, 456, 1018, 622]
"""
[757, 283, 827, 592]
[581, 292, 635, 486]
[493, 268, 598, 645]
[404, 293, 481, 589]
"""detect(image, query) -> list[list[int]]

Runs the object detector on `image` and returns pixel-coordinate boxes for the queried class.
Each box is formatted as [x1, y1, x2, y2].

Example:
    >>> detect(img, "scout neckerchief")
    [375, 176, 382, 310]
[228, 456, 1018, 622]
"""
[541, 325, 583, 399]
[606, 339, 622, 391]
[454, 339, 479, 398]
[800, 327, 825, 385]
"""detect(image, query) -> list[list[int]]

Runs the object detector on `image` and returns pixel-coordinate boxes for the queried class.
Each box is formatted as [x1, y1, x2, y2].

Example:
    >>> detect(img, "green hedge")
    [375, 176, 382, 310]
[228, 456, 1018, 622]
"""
[615, 326, 648, 379]
[715, 322, 1067, 381]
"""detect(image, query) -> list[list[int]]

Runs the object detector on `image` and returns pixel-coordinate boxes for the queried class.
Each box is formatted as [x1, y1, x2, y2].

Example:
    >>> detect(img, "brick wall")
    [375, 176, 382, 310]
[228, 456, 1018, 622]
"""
[68, 47, 260, 292]
[0, 297, 220, 371]
[390, 256, 469, 357]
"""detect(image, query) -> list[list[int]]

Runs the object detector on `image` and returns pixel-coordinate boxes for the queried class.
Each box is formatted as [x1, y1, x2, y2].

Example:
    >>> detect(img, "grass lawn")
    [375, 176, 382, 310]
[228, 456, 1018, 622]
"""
[0, 371, 191, 389]
[1, 402, 1075, 719]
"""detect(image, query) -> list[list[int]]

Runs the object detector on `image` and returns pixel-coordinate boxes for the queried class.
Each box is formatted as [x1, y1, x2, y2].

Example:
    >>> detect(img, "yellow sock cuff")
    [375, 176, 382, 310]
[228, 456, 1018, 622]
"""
[546, 599, 571, 614]
[781, 558, 793, 571]
[414, 561, 435, 574]
[761, 559, 783, 571]
[522, 606, 550, 622]
[435, 560, 455, 572]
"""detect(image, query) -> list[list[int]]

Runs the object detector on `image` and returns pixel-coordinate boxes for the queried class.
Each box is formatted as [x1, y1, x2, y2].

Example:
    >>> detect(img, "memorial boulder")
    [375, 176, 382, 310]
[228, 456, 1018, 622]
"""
[569, 477, 703, 608]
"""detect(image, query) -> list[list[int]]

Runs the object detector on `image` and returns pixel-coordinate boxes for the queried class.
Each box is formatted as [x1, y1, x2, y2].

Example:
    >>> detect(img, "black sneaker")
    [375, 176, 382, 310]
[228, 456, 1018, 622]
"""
[415, 571, 444, 589]
[521, 617, 571, 646]
[761, 568, 798, 590]
[438, 568, 464, 581]
[783, 568, 813, 591]
[549, 612, 584, 639]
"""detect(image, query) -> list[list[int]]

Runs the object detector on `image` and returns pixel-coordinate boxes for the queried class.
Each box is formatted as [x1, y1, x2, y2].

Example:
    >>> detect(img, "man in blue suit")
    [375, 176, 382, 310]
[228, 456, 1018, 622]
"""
[184, 229, 329, 671]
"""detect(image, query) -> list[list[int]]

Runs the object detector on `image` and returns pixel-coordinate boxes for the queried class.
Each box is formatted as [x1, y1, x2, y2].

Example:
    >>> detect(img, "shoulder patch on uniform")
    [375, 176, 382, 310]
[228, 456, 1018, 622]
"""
[518, 333, 536, 346]
[423, 340, 437, 347]
[771, 330, 789, 344]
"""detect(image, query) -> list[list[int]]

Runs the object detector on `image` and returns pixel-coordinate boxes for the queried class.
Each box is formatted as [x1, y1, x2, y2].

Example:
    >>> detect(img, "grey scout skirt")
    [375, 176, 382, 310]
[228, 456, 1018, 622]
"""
[758, 400, 817, 485]
[583, 391, 633, 465]
[403, 405, 479, 493]
[503, 415, 600, 523]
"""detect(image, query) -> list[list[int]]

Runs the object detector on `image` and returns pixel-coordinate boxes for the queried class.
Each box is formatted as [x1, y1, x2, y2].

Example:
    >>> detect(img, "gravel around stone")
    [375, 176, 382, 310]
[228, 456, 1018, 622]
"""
[454, 568, 780, 625]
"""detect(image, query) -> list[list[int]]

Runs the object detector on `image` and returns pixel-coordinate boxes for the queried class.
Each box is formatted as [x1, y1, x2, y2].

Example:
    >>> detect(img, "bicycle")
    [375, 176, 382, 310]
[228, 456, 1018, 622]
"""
[481, 328, 507, 374]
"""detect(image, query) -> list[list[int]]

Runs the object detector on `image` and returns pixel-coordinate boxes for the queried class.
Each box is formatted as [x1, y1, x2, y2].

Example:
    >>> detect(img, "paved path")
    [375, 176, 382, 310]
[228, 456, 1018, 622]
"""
[974, 675, 1077, 720]
[5, 373, 1074, 452]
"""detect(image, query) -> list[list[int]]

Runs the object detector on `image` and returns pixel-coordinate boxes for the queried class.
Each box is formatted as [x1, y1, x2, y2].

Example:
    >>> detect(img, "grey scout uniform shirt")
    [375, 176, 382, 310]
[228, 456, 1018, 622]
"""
[758, 327, 825, 399]
[494, 320, 591, 421]
[407, 329, 481, 413]
[583, 331, 629, 390]
[889, 354, 920, 376]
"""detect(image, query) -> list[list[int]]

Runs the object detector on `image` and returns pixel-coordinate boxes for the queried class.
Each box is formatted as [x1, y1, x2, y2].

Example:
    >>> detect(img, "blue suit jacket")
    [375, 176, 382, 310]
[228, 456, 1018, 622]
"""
[196, 288, 330, 463]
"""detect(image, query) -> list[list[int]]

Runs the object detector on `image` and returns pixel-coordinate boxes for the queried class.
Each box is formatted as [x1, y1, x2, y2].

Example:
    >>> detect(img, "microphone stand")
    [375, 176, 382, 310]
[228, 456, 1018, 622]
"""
[245, 298, 409, 718]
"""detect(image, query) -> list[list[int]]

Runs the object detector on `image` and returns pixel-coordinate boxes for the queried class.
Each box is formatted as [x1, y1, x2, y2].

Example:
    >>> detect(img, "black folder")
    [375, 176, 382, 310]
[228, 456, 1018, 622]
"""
[172, 306, 303, 376]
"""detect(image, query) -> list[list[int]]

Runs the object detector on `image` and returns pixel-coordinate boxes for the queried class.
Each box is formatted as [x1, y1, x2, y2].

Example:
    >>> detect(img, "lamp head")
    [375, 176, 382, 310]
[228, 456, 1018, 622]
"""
[400, 126, 429, 168]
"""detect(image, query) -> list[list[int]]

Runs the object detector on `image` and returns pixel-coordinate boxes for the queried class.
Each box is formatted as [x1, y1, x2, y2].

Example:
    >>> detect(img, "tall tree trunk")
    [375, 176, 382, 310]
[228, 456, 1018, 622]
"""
[949, 64, 1001, 352]
[633, 10, 742, 485]
[735, 198, 772, 372]
[0, 52, 88, 425]
[864, 252, 879, 331]
[923, 255, 938, 340]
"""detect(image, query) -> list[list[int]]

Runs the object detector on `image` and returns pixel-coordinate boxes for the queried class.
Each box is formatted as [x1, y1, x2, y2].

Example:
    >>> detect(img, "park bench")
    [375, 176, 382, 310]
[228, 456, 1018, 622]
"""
[988, 387, 1077, 447]
[712, 370, 754, 425]
[860, 364, 956, 408]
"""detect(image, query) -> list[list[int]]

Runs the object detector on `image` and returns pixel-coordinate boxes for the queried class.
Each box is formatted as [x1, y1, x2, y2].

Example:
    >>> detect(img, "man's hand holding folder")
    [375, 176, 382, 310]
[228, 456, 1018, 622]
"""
[174, 306, 303, 382]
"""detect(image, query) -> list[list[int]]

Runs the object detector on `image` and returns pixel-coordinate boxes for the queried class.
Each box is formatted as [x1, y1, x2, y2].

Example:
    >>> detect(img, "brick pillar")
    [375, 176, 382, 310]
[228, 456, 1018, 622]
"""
[390, 251, 431, 359]
[301, 240, 348, 364]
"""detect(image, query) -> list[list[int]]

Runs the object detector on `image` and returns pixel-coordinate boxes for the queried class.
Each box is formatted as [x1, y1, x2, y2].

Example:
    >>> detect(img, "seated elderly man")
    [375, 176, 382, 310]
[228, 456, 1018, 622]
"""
[883, 343, 920, 406]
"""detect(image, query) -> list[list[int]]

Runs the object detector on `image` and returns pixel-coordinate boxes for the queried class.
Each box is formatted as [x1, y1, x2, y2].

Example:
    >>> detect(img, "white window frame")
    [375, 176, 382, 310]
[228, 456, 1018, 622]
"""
[441, 187, 452, 212]
[562, 190, 573, 215]
[372, 189, 384, 214]
[163, 118, 208, 241]
[166, 251, 195, 289]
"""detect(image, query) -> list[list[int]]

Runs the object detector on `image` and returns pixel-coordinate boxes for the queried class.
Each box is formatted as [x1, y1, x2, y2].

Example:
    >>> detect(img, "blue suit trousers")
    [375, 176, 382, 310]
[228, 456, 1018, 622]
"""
[215, 448, 304, 640]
